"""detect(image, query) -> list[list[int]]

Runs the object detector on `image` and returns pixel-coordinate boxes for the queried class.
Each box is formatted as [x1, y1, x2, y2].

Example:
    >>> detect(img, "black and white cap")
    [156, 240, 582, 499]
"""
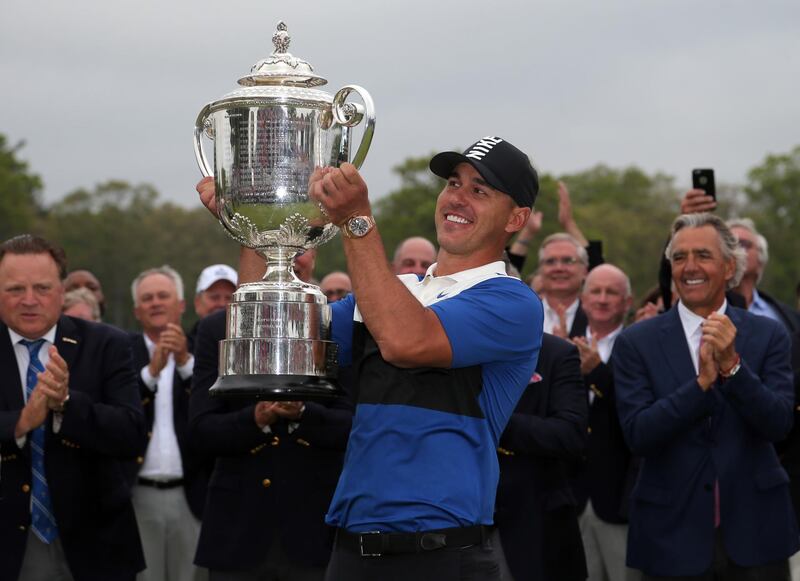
[429, 136, 539, 207]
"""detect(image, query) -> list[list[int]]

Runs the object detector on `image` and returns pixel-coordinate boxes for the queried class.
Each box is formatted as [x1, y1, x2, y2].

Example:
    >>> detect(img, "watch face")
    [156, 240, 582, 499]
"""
[349, 216, 371, 237]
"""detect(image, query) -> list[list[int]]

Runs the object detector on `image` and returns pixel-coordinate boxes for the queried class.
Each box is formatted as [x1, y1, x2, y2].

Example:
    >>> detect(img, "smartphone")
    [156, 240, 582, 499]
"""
[692, 168, 716, 200]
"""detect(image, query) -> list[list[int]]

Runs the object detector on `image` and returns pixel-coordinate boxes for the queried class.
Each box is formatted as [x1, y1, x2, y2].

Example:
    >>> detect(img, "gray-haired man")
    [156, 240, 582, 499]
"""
[128, 266, 207, 581]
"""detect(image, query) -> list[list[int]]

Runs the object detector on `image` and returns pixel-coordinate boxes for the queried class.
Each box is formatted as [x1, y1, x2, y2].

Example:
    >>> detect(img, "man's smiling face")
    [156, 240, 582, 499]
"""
[434, 162, 519, 261]
[670, 225, 734, 315]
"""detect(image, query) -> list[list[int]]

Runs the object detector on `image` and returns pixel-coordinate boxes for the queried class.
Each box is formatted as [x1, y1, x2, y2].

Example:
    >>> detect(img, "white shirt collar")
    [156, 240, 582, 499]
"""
[677, 299, 727, 373]
[586, 323, 624, 364]
[8, 324, 58, 347]
[677, 299, 727, 338]
[543, 297, 580, 317]
[541, 297, 580, 335]
[143, 332, 156, 354]
[389, 260, 510, 311]
[421, 260, 507, 283]
[143, 332, 171, 361]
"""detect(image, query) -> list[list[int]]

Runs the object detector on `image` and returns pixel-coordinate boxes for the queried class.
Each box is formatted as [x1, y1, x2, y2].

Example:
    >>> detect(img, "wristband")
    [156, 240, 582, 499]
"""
[719, 355, 741, 379]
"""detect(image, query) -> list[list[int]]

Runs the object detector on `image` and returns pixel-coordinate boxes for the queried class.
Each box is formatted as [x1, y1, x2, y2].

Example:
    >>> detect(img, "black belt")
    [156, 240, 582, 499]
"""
[137, 477, 184, 489]
[335, 525, 489, 557]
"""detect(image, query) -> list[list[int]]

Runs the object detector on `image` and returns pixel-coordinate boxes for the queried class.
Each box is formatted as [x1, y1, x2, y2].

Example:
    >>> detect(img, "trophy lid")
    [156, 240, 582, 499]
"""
[238, 21, 327, 88]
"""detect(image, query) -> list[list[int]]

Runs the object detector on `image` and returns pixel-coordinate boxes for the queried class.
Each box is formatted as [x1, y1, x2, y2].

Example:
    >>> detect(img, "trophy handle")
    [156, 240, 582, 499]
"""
[332, 85, 375, 170]
[193, 106, 215, 178]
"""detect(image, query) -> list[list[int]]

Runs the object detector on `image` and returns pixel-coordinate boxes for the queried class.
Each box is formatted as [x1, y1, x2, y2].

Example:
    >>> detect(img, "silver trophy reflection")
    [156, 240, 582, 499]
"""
[193, 21, 375, 399]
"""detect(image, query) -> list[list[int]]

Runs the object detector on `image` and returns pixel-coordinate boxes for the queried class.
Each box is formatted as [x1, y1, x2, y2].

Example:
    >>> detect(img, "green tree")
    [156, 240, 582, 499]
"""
[45, 181, 239, 330]
[316, 156, 684, 303]
[541, 165, 679, 299]
[373, 154, 444, 259]
[0, 135, 44, 239]
[315, 154, 445, 277]
[743, 146, 800, 303]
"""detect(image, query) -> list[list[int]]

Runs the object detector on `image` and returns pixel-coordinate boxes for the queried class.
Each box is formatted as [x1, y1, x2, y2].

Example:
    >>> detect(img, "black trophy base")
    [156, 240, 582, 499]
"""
[209, 374, 342, 401]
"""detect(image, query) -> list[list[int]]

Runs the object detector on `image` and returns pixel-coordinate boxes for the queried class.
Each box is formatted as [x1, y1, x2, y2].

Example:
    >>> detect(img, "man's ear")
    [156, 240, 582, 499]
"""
[723, 256, 736, 285]
[506, 206, 532, 234]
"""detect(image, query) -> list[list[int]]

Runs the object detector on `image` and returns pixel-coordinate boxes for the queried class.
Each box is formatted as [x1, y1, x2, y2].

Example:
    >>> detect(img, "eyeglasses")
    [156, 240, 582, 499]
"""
[541, 257, 582, 267]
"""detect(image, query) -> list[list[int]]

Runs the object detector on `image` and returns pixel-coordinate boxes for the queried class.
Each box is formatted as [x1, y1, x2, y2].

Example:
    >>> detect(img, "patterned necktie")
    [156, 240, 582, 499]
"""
[20, 338, 59, 544]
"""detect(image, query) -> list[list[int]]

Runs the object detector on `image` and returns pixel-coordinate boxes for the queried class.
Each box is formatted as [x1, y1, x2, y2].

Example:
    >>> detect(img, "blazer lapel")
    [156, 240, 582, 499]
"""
[0, 323, 24, 411]
[659, 308, 697, 386]
[726, 306, 750, 361]
[704, 306, 749, 431]
[55, 315, 80, 374]
[570, 304, 588, 338]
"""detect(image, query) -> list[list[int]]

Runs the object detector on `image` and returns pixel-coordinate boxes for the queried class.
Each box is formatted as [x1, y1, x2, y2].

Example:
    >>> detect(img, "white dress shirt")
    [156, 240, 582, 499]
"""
[138, 334, 193, 481]
[542, 297, 580, 335]
[677, 300, 727, 374]
[586, 324, 624, 366]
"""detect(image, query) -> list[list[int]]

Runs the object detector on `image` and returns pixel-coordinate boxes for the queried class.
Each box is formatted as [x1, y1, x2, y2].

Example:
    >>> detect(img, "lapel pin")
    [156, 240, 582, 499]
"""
[62, 337, 78, 345]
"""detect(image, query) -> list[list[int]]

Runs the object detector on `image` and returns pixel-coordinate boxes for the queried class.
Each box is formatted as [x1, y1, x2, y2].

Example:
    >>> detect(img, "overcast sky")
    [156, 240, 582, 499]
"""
[2, 0, 798, 208]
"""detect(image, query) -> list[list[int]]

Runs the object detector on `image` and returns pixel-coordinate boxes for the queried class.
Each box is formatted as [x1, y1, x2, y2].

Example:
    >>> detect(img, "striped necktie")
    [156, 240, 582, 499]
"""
[20, 338, 60, 544]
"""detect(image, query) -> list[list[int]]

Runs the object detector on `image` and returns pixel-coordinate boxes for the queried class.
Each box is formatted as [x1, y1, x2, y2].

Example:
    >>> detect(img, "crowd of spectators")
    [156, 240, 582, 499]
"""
[0, 176, 798, 581]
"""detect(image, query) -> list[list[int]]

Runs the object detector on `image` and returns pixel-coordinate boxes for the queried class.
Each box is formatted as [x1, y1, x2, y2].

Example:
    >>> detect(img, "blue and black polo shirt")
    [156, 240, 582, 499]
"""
[325, 261, 543, 532]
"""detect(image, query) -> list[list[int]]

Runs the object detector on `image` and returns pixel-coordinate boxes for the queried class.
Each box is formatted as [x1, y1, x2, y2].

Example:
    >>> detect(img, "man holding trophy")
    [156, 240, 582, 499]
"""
[193, 20, 542, 580]
[197, 135, 543, 580]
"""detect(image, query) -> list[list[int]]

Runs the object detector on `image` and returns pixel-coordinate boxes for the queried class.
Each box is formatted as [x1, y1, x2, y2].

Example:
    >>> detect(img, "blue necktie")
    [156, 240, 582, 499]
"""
[20, 338, 59, 544]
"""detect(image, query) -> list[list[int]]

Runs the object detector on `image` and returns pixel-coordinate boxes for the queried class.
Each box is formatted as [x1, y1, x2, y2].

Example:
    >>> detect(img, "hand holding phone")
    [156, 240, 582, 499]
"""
[681, 169, 717, 214]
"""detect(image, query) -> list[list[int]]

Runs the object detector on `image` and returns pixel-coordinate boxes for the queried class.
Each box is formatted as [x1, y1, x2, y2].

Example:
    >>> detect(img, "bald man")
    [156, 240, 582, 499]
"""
[320, 271, 352, 303]
[392, 237, 436, 277]
[570, 264, 641, 581]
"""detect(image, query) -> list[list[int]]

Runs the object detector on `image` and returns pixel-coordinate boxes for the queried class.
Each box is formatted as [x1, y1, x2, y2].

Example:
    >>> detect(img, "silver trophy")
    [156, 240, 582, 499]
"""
[193, 21, 375, 399]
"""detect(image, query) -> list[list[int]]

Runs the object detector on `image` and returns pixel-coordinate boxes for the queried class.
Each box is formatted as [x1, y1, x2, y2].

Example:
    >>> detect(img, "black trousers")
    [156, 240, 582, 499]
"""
[642, 529, 789, 581]
[210, 537, 325, 581]
[323, 531, 503, 581]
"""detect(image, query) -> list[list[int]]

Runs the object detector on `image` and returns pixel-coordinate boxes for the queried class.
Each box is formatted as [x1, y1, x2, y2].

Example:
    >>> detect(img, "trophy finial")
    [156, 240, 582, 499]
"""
[272, 21, 290, 54]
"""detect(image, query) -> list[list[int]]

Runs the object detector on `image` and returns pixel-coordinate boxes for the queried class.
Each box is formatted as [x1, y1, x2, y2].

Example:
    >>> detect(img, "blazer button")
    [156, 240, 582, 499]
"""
[147, 431, 153, 439]
[262, 478, 272, 488]
[271, 437, 280, 447]
[587, 426, 592, 434]
[21, 484, 30, 493]
[136, 456, 144, 465]
[18, 525, 27, 531]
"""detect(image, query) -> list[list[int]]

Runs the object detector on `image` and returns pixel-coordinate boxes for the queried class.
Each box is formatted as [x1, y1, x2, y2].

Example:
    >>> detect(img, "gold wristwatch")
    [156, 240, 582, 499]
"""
[342, 215, 376, 239]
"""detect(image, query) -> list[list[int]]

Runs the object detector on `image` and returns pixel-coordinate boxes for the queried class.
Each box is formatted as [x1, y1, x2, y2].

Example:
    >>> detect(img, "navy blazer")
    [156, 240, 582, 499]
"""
[757, 289, 800, 522]
[188, 309, 354, 571]
[0, 316, 146, 581]
[126, 332, 210, 520]
[572, 356, 638, 524]
[613, 305, 799, 577]
[495, 333, 588, 581]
